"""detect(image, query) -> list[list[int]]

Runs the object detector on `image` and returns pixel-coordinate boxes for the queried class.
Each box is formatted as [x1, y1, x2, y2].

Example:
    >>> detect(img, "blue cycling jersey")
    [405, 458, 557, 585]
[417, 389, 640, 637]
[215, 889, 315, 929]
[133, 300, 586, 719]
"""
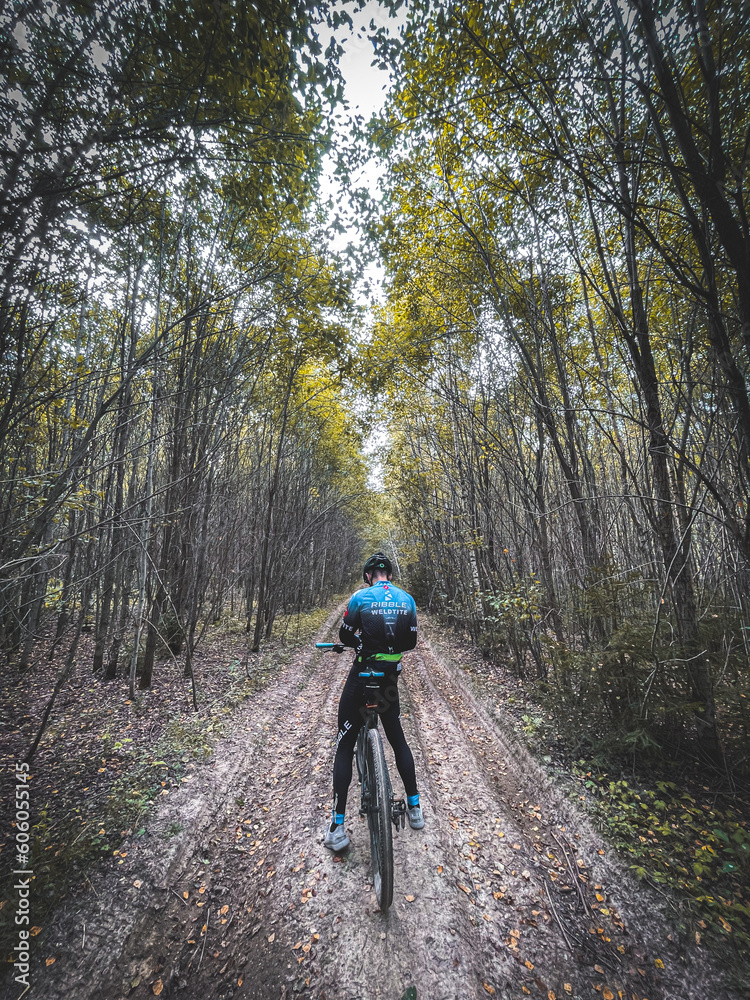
[339, 579, 418, 665]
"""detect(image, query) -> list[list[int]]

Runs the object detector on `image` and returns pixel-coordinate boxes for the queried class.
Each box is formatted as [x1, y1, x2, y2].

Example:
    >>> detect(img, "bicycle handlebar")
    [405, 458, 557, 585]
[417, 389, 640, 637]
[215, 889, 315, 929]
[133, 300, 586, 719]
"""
[315, 642, 344, 653]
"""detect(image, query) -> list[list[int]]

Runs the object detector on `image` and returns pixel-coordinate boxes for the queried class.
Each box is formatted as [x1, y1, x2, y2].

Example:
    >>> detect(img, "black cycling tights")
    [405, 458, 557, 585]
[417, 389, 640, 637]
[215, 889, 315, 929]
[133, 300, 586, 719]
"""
[332, 664, 418, 817]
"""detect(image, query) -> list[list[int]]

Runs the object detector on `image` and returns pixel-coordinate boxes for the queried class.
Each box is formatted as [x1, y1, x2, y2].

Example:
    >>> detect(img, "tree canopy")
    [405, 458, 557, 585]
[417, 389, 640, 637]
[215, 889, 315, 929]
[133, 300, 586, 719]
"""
[2, 0, 749, 768]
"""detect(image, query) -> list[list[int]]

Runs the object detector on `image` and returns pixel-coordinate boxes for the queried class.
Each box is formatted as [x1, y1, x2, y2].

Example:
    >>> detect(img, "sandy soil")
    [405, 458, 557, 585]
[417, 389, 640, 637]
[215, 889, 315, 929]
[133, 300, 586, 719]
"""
[10, 604, 742, 1000]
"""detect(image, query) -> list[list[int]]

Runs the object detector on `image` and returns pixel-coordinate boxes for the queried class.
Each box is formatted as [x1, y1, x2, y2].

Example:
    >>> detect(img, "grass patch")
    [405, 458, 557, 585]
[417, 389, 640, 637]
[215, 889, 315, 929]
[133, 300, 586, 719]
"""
[573, 766, 750, 950]
[1, 726, 206, 956]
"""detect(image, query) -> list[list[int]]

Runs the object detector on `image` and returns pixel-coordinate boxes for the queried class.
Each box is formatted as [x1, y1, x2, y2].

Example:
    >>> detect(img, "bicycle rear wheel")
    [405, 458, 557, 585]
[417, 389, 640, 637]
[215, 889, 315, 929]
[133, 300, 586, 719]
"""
[365, 727, 393, 912]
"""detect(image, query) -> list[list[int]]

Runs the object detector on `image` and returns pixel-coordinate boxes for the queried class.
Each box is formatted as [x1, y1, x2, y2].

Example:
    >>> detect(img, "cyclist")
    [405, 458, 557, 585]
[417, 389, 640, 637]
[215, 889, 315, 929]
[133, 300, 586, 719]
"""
[324, 552, 424, 852]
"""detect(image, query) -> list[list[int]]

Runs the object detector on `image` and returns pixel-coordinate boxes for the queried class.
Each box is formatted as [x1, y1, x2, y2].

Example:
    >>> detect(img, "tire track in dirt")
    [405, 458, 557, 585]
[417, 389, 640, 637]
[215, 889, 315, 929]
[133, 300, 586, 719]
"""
[404, 638, 632, 999]
[226, 646, 482, 1000]
[25, 610, 737, 1000]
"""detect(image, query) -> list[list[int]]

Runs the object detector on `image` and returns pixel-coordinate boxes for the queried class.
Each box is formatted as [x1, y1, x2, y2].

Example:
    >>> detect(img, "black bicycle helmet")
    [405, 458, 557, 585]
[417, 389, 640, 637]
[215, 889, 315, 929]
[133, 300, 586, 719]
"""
[362, 552, 392, 582]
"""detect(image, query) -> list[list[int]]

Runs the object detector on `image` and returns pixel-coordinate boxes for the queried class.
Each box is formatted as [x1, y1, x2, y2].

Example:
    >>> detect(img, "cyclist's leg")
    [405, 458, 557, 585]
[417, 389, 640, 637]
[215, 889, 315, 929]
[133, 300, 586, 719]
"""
[331, 665, 363, 818]
[378, 674, 418, 799]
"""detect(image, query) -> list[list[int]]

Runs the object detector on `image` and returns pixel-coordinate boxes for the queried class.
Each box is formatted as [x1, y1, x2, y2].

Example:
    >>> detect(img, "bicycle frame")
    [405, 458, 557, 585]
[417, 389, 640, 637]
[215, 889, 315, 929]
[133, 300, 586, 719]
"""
[354, 670, 406, 830]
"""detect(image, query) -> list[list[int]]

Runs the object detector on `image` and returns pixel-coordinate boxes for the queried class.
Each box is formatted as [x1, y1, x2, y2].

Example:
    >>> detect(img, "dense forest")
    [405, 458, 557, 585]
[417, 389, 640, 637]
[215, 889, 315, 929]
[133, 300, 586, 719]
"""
[2, 0, 749, 769]
[370, 0, 750, 767]
[0, 0, 370, 716]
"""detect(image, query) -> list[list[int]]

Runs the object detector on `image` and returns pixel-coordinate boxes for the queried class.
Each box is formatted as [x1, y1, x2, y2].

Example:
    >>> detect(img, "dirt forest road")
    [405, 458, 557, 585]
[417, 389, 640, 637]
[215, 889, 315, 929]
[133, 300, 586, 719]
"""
[17, 605, 738, 1000]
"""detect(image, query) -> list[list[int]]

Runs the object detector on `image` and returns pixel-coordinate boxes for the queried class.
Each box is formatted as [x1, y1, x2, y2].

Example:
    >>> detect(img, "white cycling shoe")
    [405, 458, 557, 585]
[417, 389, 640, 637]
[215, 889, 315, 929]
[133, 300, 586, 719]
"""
[323, 822, 350, 852]
[407, 804, 424, 829]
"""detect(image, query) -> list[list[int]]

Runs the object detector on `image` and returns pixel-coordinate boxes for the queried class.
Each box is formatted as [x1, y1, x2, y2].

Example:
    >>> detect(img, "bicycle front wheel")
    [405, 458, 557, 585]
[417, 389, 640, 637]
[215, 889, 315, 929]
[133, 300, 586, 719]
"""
[365, 727, 394, 912]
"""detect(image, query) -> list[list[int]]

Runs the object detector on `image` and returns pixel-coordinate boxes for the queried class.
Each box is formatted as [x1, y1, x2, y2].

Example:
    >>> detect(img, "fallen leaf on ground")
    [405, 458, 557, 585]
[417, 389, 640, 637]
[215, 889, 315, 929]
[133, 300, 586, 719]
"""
[405, 894, 415, 902]
[153, 981, 163, 996]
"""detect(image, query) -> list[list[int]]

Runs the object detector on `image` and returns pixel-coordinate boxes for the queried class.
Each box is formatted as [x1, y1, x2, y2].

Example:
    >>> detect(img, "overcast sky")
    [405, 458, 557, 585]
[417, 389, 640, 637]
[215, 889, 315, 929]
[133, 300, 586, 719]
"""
[337, 0, 398, 119]
[320, 1, 406, 300]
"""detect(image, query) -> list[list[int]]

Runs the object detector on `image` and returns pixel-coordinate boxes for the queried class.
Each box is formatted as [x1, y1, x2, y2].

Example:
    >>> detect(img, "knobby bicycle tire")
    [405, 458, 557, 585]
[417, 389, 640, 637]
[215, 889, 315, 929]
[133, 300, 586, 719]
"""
[365, 727, 394, 911]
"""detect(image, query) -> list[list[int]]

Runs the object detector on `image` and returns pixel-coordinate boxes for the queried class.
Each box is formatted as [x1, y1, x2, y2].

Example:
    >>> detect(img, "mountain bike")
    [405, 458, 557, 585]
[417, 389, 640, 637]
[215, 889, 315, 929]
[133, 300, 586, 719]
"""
[316, 642, 406, 912]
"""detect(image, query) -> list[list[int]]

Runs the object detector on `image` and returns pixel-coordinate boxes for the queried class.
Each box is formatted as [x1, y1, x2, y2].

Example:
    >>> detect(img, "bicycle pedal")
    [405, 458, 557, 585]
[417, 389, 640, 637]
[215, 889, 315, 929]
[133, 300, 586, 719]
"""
[392, 798, 406, 830]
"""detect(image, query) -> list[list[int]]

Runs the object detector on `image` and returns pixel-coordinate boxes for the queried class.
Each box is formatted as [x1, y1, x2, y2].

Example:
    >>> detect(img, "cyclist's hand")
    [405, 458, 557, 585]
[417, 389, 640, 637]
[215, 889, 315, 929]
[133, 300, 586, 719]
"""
[332, 643, 345, 654]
